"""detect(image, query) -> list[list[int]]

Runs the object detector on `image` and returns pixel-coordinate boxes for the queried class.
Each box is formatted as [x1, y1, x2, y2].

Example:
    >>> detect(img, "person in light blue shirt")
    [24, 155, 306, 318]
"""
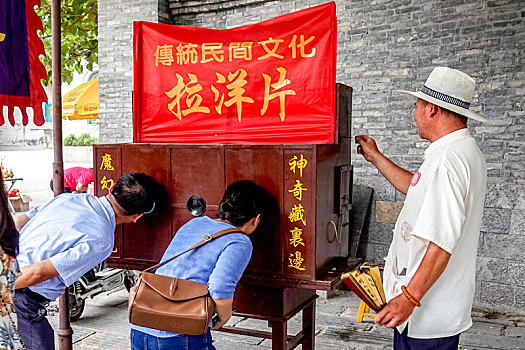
[130, 180, 269, 350]
[13, 173, 167, 350]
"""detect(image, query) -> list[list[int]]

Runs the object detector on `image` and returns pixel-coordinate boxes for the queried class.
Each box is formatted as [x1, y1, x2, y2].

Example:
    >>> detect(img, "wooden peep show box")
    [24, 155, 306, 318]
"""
[93, 84, 355, 295]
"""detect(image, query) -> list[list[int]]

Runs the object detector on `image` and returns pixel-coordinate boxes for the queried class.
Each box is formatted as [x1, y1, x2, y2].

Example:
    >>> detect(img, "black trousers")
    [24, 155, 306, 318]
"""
[394, 325, 460, 350]
[14, 288, 55, 350]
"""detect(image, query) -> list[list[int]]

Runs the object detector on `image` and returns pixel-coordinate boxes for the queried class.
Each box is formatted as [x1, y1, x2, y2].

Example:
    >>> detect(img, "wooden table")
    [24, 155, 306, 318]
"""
[220, 286, 318, 350]
[4, 177, 23, 192]
[217, 258, 361, 350]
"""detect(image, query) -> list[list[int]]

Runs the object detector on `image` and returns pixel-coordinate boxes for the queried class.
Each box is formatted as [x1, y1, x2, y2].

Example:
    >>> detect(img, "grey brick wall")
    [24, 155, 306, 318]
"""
[98, 0, 170, 143]
[98, 0, 525, 313]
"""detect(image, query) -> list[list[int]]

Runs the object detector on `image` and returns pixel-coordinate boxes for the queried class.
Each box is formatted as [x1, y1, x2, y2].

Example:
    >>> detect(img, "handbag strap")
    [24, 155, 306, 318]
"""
[144, 227, 246, 273]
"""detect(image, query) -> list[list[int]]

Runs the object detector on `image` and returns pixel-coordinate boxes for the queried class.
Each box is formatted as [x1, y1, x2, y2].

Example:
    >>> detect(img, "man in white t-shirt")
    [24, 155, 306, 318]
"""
[355, 67, 487, 349]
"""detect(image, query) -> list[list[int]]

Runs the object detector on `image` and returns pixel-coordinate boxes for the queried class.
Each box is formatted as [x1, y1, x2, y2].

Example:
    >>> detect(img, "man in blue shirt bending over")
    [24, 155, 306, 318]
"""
[13, 172, 167, 350]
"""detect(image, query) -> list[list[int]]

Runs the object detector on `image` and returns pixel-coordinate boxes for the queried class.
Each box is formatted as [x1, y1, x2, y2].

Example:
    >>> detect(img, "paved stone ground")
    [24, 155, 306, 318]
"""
[46, 289, 525, 350]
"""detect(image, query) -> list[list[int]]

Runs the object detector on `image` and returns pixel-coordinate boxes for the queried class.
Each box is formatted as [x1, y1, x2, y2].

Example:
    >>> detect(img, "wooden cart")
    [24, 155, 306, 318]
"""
[94, 84, 358, 349]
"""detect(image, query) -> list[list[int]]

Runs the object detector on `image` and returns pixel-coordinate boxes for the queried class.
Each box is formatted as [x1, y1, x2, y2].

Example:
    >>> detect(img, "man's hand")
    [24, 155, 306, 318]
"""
[354, 135, 413, 194]
[75, 183, 87, 193]
[374, 293, 415, 328]
[355, 135, 381, 164]
[374, 242, 451, 329]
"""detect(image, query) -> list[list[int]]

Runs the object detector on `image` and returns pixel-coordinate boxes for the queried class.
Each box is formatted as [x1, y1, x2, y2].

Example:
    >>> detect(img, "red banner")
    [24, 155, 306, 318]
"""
[133, 2, 336, 144]
[0, 0, 48, 127]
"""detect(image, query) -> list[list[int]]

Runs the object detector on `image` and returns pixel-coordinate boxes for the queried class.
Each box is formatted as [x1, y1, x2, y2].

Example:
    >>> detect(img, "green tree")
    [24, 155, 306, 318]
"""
[36, 0, 98, 85]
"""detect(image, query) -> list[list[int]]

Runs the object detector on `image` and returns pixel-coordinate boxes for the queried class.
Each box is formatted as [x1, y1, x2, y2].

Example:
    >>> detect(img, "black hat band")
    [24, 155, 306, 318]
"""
[421, 85, 471, 110]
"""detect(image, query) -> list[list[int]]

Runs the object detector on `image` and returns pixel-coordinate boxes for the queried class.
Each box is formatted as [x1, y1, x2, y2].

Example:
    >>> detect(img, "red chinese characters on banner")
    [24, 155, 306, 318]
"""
[133, 2, 336, 144]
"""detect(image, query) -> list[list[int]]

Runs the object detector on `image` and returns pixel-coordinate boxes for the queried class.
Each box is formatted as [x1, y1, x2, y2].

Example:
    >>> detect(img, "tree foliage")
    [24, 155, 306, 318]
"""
[63, 133, 99, 146]
[36, 0, 98, 85]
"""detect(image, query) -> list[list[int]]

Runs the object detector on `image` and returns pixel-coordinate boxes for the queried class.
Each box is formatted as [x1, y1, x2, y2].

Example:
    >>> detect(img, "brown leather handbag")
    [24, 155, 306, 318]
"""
[128, 228, 245, 335]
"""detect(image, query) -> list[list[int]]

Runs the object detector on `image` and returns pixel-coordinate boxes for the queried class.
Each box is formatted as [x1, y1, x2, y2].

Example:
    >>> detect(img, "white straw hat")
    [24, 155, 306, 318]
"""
[398, 67, 486, 123]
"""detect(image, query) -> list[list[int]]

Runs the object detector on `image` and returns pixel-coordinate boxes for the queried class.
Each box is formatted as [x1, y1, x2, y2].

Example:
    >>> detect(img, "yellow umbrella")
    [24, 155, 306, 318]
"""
[51, 79, 99, 120]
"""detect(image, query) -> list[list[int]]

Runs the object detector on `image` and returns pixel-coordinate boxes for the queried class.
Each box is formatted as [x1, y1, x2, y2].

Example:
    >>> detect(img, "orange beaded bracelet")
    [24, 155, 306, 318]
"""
[401, 285, 421, 307]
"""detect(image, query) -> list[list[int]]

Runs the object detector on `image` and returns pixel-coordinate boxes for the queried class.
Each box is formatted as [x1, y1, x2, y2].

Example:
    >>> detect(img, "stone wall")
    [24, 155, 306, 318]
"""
[98, 0, 525, 313]
[98, 0, 171, 143]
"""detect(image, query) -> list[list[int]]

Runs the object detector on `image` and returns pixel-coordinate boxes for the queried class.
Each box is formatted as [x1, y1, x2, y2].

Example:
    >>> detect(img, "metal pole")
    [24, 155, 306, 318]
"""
[51, 0, 73, 348]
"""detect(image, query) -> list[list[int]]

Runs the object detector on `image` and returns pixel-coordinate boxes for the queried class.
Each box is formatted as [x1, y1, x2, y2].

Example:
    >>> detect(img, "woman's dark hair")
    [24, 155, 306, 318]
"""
[216, 180, 266, 227]
[0, 177, 18, 257]
[111, 173, 168, 215]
